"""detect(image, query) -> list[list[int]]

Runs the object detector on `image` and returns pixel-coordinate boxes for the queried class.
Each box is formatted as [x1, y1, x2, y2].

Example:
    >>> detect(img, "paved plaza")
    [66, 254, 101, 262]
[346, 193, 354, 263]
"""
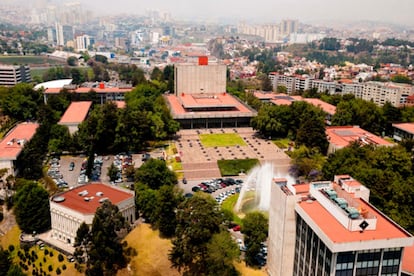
[176, 127, 291, 180]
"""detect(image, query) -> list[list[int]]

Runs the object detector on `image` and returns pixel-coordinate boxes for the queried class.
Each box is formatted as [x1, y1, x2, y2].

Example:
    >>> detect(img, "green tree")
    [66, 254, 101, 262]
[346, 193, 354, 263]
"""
[77, 201, 134, 276]
[251, 104, 291, 138]
[150, 67, 163, 81]
[390, 74, 412, 84]
[135, 158, 177, 189]
[260, 75, 273, 91]
[205, 231, 240, 276]
[135, 183, 158, 222]
[169, 194, 224, 275]
[241, 212, 268, 267]
[0, 247, 11, 275]
[14, 180, 51, 233]
[6, 264, 25, 276]
[67, 56, 78, 66]
[154, 185, 179, 237]
[0, 83, 43, 121]
[295, 109, 328, 154]
[107, 163, 120, 182]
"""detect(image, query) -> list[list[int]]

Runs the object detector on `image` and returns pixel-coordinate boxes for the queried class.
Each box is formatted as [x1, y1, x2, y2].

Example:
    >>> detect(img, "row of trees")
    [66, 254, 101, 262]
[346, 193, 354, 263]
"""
[251, 100, 328, 154]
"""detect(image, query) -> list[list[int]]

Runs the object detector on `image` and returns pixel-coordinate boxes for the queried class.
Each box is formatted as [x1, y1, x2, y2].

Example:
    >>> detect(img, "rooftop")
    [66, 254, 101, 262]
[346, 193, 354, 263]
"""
[297, 183, 412, 245]
[0, 122, 39, 160]
[59, 101, 92, 124]
[403, 244, 414, 274]
[326, 126, 393, 148]
[44, 86, 133, 94]
[303, 98, 336, 115]
[392, 122, 414, 135]
[51, 183, 133, 215]
[165, 93, 256, 119]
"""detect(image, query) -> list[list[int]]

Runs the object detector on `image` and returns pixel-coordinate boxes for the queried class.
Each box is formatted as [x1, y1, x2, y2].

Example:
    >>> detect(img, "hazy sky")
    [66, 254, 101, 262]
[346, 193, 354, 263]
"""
[75, 0, 414, 25]
[4, 0, 413, 25]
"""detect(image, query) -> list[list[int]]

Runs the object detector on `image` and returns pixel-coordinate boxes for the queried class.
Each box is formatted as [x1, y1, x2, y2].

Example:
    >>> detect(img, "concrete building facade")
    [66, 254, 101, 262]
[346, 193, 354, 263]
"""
[174, 61, 227, 95]
[268, 175, 414, 276]
[49, 183, 135, 246]
[0, 65, 32, 86]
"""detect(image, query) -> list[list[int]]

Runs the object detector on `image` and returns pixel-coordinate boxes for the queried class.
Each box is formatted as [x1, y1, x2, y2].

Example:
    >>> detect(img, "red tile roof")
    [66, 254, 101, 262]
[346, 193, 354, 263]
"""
[326, 126, 392, 148]
[45, 87, 132, 94]
[304, 98, 336, 115]
[52, 183, 133, 215]
[0, 122, 39, 160]
[392, 123, 414, 135]
[59, 101, 92, 124]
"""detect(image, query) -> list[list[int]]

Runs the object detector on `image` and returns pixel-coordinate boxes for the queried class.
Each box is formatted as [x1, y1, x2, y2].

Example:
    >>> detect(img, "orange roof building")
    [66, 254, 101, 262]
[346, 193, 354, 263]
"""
[268, 175, 414, 276]
[49, 183, 135, 246]
[165, 57, 256, 129]
[58, 101, 92, 134]
[326, 126, 393, 154]
[392, 122, 414, 142]
[0, 122, 39, 179]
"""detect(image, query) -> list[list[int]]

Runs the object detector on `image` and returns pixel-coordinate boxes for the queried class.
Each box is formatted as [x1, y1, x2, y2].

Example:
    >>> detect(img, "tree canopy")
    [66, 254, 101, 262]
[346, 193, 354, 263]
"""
[135, 158, 177, 189]
[13, 180, 51, 233]
[241, 212, 268, 267]
[74, 201, 135, 276]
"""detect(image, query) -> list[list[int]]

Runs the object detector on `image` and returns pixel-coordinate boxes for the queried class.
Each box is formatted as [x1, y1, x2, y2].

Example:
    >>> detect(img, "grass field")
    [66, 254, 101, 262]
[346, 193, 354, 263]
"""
[117, 223, 181, 276]
[221, 194, 243, 225]
[217, 158, 259, 176]
[0, 55, 65, 65]
[272, 138, 292, 149]
[199, 133, 247, 147]
[0, 225, 81, 275]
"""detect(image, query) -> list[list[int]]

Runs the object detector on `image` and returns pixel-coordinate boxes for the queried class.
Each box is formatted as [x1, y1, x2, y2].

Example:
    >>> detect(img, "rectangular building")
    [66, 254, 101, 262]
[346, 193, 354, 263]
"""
[0, 65, 32, 86]
[268, 175, 414, 276]
[0, 122, 39, 180]
[58, 101, 92, 134]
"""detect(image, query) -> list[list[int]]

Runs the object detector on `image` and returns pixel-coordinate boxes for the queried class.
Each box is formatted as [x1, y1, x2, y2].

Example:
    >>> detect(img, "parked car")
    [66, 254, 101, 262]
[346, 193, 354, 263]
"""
[232, 225, 241, 231]
[182, 178, 187, 184]
[69, 162, 75, 171]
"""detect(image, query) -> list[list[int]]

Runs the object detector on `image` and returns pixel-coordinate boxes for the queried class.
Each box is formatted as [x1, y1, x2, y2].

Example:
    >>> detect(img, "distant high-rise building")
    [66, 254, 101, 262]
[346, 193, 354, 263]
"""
[55, 23, 74, 46]
[280, 19, 298, 35]
[75, 34, 93, 52]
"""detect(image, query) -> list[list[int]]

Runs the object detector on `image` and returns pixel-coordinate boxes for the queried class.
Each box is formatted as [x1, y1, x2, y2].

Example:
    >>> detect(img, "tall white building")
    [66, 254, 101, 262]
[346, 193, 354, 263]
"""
[75, 35, 92, 52]
[362, 81, 414, 107]
[268, 175, 414, 276]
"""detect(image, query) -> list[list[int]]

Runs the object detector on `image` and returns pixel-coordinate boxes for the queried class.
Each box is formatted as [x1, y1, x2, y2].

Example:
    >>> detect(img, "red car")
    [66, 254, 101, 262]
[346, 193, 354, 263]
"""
[232, 225, 241, 231]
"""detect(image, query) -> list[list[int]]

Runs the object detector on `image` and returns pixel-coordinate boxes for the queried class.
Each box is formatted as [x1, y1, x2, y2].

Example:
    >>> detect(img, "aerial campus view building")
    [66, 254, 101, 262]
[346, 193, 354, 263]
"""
[0, 122, 39, 181]
[164, 56, 257, 129]
[49, 183, 135, 248]
[268, 175, 414, 276]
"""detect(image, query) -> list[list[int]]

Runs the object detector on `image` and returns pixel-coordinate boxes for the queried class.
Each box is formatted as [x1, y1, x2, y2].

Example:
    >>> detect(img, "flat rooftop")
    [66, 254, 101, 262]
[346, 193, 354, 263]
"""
[44, 87, 132, 94]
[303, 98, 336, 115]
[59, 101, 92, 124]
[165, 93, 256, 119]
[326, 126, 393, 148]
[297, 186, 412, 244]
[392, 122, 414, 135]
[0, 122, 39, 160]
[51, 183, 133, 215]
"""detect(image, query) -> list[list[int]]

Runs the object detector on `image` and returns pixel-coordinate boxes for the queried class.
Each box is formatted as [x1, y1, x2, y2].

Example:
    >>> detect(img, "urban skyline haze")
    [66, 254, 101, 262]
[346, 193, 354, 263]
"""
[3, 0, 414, 26]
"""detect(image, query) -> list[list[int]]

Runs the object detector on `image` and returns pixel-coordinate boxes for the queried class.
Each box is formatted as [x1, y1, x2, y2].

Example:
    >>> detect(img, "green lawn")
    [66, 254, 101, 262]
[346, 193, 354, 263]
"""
[199, 133, 247, 147]
[0, 55, 65, 65]
[221, 194, 242, 225]
[217, 158, 259, 176]
[272, 138, 292, 149]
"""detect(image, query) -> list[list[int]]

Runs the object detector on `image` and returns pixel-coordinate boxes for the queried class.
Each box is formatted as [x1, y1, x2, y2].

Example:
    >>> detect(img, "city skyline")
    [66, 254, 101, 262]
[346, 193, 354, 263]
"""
[42, 0, 414, 26]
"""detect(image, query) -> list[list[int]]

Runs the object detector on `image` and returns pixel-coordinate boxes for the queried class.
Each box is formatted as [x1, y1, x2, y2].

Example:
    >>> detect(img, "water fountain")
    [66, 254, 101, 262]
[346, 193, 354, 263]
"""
[235, 162, 295, 212]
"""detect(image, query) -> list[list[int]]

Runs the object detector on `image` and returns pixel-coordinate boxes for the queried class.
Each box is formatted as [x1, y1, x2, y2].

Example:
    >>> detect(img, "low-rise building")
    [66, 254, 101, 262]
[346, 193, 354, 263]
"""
[0, 122, 39, 180]
[326, 126, 393, 154]
[392, 123, 414, 142]
[49, 183, 135, 246]
[58, 101, 92, 134]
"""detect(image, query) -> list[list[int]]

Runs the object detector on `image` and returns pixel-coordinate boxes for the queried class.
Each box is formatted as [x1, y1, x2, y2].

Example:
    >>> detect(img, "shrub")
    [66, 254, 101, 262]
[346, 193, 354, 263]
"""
[58, 253, 64, 262]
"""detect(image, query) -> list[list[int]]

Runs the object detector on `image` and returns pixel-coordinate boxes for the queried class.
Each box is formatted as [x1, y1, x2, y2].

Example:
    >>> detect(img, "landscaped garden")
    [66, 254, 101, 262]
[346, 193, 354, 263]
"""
[217, 158, 259, 176]
[199, 133, 247, 147]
